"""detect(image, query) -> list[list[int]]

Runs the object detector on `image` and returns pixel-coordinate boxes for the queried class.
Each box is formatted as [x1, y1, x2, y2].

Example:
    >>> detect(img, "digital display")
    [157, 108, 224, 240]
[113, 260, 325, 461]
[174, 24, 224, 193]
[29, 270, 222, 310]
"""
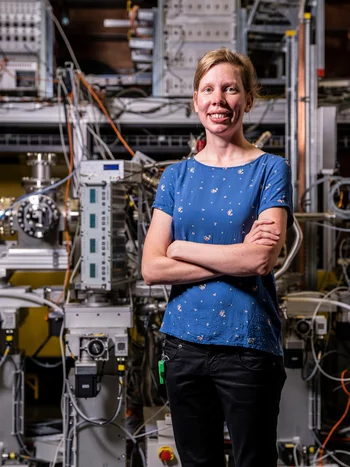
[90, 214, 96, 228]
[90, 239, 96, 253]
[90, 263, 96, 278]
[103, 164, 119, 171]
[90, 188, 96, 203]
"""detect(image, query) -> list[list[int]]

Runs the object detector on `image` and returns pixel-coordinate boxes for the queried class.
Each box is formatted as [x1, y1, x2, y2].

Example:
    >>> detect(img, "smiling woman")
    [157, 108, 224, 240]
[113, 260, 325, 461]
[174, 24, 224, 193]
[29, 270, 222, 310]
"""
[194, 62, 252, 147]
[142, 47, 293, 467]
[192, 49, 262, 167]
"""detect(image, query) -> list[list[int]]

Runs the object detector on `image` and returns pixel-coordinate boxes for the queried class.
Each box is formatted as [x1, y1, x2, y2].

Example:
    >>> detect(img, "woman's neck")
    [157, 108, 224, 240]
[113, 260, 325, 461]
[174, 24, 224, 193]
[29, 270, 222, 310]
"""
[196, 138, 263, 167]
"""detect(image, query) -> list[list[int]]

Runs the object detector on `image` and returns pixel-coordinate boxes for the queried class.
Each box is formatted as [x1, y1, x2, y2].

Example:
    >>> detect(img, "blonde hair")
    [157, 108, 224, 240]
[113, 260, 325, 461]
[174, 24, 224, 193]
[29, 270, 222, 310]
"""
[193, 47, 260, 99]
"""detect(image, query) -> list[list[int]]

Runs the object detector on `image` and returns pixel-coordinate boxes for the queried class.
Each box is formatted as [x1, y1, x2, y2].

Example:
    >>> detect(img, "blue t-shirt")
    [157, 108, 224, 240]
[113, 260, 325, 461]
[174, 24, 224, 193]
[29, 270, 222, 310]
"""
[152, 153, 293, 356]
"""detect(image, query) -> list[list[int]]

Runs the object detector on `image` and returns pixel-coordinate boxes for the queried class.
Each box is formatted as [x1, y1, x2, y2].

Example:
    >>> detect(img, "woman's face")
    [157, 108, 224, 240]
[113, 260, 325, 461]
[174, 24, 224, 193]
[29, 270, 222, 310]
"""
[193, 62, 252, 138]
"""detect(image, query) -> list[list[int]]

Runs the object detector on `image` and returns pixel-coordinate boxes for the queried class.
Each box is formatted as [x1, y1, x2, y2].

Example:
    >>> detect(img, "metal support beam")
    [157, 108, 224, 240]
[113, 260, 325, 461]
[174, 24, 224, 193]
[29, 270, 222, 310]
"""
[285, 30, 298, 210]
[318, 106, 337, 272]
[304, 14, 311, 213]
[301, 13, 318, 290]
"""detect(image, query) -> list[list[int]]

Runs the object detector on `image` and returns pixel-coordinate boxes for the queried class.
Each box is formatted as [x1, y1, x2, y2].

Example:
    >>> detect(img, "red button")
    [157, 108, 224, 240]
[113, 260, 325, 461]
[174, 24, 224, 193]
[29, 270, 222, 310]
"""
[159, 449, 172, 461]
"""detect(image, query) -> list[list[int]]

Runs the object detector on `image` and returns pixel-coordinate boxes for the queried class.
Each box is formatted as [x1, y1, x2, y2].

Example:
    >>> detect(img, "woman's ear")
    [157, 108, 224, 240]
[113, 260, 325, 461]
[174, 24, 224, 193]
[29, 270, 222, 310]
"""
[245, 92, 254, 113]
[193, 91, 198, 113]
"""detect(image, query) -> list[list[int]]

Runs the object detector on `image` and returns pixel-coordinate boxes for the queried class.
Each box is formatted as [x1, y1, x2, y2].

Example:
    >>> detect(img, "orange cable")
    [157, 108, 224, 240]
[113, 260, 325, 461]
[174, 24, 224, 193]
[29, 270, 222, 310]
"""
[62, 111, 74, 293]
[338, 190, 344, 209]
[77, 72, 135, 157]
[318, 369, 350, 466]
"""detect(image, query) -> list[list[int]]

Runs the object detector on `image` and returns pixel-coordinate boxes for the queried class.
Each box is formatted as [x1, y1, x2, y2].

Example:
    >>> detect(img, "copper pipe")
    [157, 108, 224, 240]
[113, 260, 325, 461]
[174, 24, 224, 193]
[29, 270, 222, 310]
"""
[294, 212, 336, 221]
[297, 17, 307, 277]
[298, 20, 306, 211]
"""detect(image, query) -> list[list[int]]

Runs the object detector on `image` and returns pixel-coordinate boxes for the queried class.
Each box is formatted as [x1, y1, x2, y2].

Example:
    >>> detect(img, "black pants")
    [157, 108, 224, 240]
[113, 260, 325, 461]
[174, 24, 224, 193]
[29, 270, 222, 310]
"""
[163, 335, 286, 467]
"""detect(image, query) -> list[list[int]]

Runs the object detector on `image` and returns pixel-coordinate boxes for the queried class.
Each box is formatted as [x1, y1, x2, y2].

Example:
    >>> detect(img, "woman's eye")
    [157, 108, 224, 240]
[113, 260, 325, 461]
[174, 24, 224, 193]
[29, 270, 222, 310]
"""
[226, 87, 236, 92]
[203, 87, 212, 93]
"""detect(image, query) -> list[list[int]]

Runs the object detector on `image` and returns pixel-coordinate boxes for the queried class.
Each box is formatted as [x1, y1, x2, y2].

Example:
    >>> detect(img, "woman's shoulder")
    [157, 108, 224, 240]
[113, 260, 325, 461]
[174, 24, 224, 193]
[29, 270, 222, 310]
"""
[262, 152, 290, 164]
[160, 159, 182, 177]
[162, 158, 195, 176]
[258, 153, 291, 171]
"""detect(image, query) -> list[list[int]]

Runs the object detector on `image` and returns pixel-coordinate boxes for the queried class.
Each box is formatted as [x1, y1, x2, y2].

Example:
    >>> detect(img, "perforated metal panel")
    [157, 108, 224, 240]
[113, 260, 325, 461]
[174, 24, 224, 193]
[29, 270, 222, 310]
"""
[153, 0, 238, 97]
[0, 1, 42, 52]
[0, 0, 53, 96]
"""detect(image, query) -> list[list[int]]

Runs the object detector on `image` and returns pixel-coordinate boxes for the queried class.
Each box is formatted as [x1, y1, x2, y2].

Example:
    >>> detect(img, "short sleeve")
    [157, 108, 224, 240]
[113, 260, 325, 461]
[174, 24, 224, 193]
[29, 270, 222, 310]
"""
[152, 164, 177, 217]
[258, 157, 294, 229]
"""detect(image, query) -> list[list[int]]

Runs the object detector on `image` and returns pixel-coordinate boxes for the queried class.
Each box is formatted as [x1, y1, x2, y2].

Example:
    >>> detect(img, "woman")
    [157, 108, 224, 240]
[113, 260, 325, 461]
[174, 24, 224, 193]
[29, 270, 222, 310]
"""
[142, 48, 293, 467]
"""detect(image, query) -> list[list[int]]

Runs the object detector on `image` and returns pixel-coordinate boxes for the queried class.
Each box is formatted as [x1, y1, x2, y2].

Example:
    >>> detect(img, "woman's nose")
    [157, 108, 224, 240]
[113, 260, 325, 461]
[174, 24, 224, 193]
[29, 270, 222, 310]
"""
[212, 90, 225, 105]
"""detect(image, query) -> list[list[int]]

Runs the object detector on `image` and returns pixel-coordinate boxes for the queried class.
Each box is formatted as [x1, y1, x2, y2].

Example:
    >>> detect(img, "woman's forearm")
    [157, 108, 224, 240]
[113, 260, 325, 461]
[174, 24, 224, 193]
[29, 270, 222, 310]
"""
[142, 254, 222, 286]
[168, 241, 271, 276]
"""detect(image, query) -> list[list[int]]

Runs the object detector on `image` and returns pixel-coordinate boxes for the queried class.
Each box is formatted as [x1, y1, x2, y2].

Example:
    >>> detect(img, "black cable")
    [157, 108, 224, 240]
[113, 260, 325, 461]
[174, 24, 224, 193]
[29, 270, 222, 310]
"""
[124, 103, 189, 117]
[115, 87, 149, 98]
[27, 357, 63, 369]
[109, 99, 189, 116]
[32, 335, 51, 358]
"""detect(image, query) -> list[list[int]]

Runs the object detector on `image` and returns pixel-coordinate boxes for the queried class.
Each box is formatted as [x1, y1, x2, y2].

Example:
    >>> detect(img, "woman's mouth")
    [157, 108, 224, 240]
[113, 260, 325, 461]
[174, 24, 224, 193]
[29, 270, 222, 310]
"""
[208, 112, 234, 123]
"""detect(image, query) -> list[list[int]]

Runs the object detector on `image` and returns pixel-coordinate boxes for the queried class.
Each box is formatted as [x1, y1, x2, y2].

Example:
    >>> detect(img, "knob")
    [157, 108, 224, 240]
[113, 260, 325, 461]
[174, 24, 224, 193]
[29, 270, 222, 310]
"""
[158, 446, 175, 462]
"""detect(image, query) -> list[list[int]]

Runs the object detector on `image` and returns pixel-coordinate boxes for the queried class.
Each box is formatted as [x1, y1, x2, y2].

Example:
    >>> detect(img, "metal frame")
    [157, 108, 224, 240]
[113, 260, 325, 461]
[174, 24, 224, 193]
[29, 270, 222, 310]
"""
[0, 98, 287, 125]
[317, 106, 337, 271]
[285, 30, 298, 209]
[0, 247, 69, 271]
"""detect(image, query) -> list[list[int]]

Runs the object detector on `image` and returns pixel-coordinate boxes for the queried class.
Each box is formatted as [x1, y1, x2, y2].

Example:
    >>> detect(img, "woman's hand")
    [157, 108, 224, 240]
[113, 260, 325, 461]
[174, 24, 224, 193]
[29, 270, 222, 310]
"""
[244, 219, 280, 246]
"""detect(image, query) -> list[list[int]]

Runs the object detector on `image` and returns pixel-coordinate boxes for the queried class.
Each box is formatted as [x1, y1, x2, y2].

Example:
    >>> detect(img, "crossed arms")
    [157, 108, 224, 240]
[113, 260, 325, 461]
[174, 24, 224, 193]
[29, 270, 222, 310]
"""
[141, 207, 287, 286]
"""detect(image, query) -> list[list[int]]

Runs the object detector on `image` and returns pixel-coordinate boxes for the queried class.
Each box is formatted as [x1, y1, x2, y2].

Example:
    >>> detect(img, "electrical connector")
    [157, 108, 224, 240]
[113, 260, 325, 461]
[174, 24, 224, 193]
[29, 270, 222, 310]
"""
[117, 357, 126, 377]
